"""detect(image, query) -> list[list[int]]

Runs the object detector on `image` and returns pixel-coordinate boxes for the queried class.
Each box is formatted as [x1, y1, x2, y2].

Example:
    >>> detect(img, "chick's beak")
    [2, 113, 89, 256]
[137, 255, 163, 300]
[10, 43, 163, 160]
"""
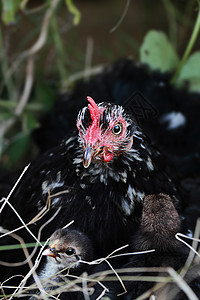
[42, 240, 60, 259]
[83, 143, 103, 168]
[42, 247, 60, 259]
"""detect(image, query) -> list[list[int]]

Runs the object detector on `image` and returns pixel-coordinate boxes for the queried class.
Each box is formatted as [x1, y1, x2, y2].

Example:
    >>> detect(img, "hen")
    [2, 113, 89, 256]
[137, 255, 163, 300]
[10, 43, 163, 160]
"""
[34, 59, 200, 179]
[0, 96, 183, 286]
[32, 59, 200, 213]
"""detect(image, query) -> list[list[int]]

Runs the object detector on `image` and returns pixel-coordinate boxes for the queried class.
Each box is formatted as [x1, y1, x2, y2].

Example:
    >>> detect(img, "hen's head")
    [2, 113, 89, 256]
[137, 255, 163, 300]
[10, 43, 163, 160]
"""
[77, 96, 134, 168]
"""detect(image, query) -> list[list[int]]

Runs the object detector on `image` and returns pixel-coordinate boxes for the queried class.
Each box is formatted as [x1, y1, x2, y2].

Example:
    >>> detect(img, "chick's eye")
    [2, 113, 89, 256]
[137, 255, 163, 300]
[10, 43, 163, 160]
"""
[65, 248, 75, 256]
[112, 123, 122, 135]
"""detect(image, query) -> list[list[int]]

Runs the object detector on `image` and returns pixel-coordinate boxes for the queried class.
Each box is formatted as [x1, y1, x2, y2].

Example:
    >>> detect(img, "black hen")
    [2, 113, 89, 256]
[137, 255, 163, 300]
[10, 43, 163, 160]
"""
[0, 96, 184, 287]
[32, 59, 200, 216]
[33, 59, 200, 179]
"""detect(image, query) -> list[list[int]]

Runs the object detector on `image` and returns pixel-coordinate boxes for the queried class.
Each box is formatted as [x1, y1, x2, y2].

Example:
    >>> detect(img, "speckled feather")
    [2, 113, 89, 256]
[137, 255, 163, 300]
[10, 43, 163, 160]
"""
[0, 104, 186, 300]
[0, 102, 182, 263]
[33, 59, 200, 180]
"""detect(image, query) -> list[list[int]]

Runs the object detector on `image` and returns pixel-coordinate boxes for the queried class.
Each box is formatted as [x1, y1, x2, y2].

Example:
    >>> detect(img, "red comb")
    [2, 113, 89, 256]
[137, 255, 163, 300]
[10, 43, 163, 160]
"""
[87, 96, 100, 123]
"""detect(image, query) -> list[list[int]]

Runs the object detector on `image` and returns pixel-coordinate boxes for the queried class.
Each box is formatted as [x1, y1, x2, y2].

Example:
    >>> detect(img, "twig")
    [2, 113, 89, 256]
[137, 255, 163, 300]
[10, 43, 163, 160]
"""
[178, 218, 200, 278]
[62, 220, 74, 229]
[30, 190, 52, 224]
[0, 201, 42, 246]
[0, 189, 51, 241]
[103, 259, 127, 296]
[13, 209, 63, 298]
[0, 190, 60, 242]
[81, 272, 90, 300]
[49, 189, 71, 199]
[167, 267, 199, 300]
[63, 65, 104, 87]
[21, 2, 47, 14]
[175, 232, 200, 258]
[0, 207, 61, 267]
[0, 99, 42, 111]
[0, 282, 6, 299]
[15, 55, 35, 116]
[96, 288, 107, 300]
[14, 0, 62, 117]
[110, 0, 130, 33]
[0, 229, 44, 300]
[22, 0, 61, 59]
[108, 249, 155, 259]
[0, 0, 61, 104]
[0, 164, 30, 214]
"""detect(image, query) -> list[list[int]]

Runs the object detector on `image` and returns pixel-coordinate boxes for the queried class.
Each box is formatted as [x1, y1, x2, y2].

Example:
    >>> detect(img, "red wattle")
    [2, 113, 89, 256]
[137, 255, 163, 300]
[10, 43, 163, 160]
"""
[103, 152, 114, 162]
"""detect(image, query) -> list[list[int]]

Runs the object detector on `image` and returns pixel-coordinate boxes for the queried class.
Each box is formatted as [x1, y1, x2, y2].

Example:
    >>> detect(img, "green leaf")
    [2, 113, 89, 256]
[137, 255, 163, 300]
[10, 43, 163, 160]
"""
[0, 111, 13, 121]
[1, 0, 21, 25]
[35, 81, 57, 111]
[4, 133, 30, 168]
[65, 0, 81, 25]
[24, 113, 39, 132]
[140, 30, 179, 72]
[175, 51, 200, 92]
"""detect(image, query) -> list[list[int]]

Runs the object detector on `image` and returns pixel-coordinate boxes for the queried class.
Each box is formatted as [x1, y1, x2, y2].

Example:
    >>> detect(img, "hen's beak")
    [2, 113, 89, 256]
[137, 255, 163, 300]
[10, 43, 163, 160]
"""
[83, 144, 103, 168]
[83, 143, 93, 168]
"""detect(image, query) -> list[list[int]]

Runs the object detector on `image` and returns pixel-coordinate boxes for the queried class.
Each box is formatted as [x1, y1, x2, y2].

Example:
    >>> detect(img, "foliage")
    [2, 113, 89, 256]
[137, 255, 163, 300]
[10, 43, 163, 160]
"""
[140, 30, 179, 72]
[139, 0, 200, 91]
[0, 0, 81, 169]
[1, 0, 21, 25]
[175, 51, 200, 92]
[0, 0, 200, 170]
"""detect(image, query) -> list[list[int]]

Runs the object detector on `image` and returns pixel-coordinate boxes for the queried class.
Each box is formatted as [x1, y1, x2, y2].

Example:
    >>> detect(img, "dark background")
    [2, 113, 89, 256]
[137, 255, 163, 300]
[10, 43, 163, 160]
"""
[0, 0, 199, 170]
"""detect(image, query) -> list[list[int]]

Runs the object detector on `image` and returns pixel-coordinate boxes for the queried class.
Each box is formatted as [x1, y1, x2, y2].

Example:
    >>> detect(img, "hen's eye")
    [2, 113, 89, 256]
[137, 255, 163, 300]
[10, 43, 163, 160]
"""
[65, 248, 76, 256]
[112, 124, 122, 135]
